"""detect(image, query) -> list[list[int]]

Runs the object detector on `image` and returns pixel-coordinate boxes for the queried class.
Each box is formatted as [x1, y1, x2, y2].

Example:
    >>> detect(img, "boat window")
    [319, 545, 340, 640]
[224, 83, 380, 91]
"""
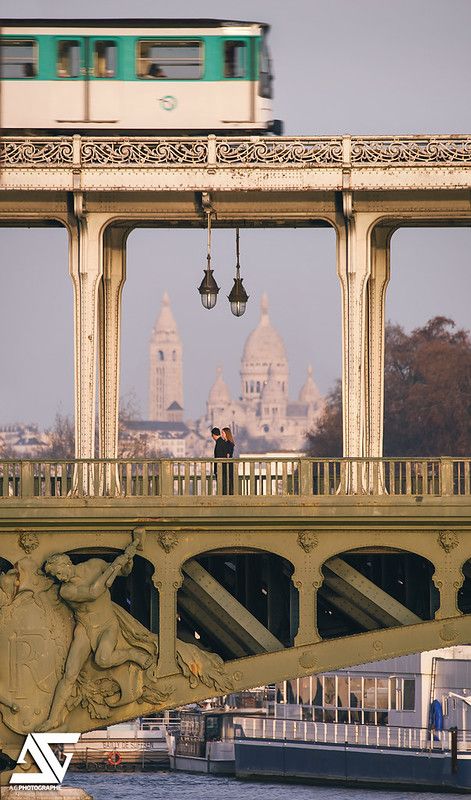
[286, 679, 296, 704]
[298, 677, 310, 705]
[390, 677, 397, 709]
[403, 678, 415, 711]
[205, 715, 222, 741]
[94, 40, 116, 78]
[57, 40, 81, 78]
[258, 33, 273, 98]
[323, 676, 336, 706]
[349, 677, 362, 721]
[0, 40, 37, 78]
[137, 41, 202, 79]
[376, 679, 389, 709]
[363, 677, 376, 709]
[224, 41, 246, 78]
[337, 677, 349, 708]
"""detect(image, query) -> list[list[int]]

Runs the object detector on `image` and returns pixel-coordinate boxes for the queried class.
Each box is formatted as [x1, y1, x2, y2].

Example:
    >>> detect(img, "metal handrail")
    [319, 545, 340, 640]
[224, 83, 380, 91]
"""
[233, 715, 471, 752]
[0, 456, 469, 498]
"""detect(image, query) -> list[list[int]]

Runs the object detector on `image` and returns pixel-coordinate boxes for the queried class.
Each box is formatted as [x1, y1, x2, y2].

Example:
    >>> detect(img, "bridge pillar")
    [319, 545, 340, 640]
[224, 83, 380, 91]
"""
[367, 226, 391, 458]
[293, 566, 322, 647]
[152, 567, 182, 677]
[433, 564, 465, 620]
[69, 213, 106, 460]
[337, 210, 389, 459]
[98, 226, 128, 460]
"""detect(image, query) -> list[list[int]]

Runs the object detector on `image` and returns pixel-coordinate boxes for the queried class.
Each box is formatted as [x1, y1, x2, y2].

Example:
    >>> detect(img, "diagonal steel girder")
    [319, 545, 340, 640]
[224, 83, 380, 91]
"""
[182, 560, 284, 656]
[178, 590, 248, 658]
[323, 557, 421, 628]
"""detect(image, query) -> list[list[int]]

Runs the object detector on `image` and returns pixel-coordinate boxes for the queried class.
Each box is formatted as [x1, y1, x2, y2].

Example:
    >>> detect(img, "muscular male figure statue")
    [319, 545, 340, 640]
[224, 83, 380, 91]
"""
[40, 540, 154, 731]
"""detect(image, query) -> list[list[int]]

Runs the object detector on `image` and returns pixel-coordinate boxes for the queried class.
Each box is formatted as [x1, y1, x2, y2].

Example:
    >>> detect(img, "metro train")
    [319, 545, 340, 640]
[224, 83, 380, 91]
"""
[0, 18, 282, 135]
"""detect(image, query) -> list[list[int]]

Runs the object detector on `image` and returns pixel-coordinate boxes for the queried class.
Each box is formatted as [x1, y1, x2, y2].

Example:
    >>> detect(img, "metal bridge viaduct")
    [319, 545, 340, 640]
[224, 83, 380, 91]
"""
[0, 133, 470, 756]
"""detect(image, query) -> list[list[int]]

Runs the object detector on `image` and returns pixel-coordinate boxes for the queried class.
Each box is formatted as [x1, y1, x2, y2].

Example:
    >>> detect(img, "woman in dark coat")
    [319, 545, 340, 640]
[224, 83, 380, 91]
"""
[222, 427, 235, 494]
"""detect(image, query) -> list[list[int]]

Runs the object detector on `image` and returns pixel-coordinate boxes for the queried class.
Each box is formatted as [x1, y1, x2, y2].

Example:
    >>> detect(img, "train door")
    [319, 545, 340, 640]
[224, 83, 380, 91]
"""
[52, 36, 121, 125]
[52, 36, 86, 124]
[221, 39, 253, 124]
[88, 37, 122, 123]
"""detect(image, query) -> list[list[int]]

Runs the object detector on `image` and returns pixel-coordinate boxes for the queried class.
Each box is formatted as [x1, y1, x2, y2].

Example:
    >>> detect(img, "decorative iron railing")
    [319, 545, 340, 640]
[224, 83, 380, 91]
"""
[1, 134, 471, 169]
[0, 457, 469, 499]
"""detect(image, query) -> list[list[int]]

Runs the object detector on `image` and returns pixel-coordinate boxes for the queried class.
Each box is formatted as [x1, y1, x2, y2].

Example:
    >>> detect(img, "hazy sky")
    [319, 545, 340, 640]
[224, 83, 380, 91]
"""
[1, 0, 470, 427]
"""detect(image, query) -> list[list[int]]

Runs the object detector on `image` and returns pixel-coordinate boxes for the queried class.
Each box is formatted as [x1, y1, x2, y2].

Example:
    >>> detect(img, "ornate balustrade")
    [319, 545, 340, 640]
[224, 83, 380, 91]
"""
[0, 457, 470, 499]
[1, 134, 471, 169]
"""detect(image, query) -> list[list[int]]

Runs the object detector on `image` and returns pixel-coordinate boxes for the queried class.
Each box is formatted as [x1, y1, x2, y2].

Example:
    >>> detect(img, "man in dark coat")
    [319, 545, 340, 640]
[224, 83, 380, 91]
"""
[211, 427, 228, 494]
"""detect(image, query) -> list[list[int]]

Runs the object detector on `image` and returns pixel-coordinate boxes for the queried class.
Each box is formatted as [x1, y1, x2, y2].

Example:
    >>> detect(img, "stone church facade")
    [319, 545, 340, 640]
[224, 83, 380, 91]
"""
[121, 292, 323, 457]
[202, 294, 323, 452]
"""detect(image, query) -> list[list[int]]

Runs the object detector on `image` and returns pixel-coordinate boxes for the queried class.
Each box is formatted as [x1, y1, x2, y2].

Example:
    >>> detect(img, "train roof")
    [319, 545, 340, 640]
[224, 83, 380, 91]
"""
[0, 19, 270, 30]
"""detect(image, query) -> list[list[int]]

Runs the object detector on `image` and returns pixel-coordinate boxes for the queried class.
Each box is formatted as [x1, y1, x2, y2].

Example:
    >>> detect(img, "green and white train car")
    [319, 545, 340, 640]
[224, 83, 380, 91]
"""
[0, 18, 282, 135]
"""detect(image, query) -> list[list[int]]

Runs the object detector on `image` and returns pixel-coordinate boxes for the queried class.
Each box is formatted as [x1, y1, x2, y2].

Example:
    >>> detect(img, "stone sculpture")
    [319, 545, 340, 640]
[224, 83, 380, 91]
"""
[0, 530, 231, 737]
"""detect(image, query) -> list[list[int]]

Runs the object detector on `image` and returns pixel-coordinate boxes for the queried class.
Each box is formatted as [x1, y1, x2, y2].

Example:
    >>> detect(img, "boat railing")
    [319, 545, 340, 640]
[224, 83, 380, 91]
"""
[140, 714, 181, 733]
[0, 456, 470, 498]
[233, 715, 471, 752]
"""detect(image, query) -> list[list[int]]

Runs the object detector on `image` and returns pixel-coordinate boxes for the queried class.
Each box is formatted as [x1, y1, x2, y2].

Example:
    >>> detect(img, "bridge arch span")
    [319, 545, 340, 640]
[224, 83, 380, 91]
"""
[176, 547, 296, 661]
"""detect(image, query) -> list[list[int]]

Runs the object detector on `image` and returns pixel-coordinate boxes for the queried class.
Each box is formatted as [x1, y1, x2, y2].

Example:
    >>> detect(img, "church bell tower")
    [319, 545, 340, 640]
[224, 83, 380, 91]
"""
[148, 292, 183, 421]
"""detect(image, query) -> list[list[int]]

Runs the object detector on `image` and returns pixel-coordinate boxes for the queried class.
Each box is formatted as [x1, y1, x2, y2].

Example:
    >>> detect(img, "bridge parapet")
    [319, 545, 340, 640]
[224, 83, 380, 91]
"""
[2, 134, 471, 169]
[2, 134, 471, 192]
[0, 457, 469, 500]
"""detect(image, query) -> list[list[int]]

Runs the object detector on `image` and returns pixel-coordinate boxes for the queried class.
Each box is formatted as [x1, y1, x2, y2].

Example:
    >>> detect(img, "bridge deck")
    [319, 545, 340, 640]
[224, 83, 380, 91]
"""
[1, 134, 471, 194]
[0, 457, 470, 527]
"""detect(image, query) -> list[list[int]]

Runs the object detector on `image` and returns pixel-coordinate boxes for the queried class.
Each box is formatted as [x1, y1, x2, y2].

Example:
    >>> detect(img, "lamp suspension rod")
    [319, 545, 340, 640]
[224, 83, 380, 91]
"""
[235, 226, 240, 272]
[207, 209, 212, 264]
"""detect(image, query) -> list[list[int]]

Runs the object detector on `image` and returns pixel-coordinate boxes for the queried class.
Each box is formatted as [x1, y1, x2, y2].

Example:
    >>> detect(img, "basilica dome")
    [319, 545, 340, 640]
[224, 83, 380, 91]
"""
[208, 366, 232, 406]
[299, 365, 321, 406]
[240, 294, 289, 403]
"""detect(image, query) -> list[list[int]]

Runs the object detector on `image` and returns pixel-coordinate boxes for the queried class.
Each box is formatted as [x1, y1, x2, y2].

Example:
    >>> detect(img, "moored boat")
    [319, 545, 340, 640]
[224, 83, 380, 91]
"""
[234, 647, 471, 792]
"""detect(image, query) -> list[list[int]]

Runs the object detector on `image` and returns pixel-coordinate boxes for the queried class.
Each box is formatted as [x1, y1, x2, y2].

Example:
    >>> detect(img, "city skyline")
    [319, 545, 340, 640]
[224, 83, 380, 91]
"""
[0, 1, 470, 428]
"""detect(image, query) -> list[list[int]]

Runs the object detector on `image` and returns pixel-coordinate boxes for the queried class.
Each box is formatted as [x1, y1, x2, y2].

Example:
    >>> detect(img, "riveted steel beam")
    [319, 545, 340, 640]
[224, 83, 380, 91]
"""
[325, 557, 421, 626]
[182, 560, 283, 654]
[178, 589, 248, 658]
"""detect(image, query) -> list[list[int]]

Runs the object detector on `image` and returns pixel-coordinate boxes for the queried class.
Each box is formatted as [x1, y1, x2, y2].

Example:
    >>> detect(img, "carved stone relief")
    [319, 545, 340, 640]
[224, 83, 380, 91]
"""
[157, 530, 178, 553]
[297, 530, 319, 553]
[17, 530, 39, 554]
[0, 530, 231, 736]
[438, 530, 459, 553]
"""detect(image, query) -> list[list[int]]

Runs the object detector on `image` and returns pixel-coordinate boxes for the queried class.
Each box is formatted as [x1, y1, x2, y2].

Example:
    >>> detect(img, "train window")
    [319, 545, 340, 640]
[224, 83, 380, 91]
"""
[224, 41, 246, 78]
[0, 40, 36, 78]
[258, 35, 273, 98]
[137, 41, 202, 80]
[57, 41, 81, 78]
[94, 41, 116, 78]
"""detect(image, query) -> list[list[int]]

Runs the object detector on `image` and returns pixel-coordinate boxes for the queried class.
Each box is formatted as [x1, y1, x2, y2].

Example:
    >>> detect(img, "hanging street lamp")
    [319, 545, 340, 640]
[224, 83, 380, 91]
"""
[198, 210, 219, 310]
[228, 227, 249, 317]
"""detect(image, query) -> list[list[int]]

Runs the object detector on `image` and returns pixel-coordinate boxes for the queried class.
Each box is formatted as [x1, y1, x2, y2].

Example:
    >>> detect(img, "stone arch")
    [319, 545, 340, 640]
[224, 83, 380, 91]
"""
[317, 546, 438, 640]
[319, 536, 446, 578]
[458, 557, 471, 614]
[177, 547, 296, 661]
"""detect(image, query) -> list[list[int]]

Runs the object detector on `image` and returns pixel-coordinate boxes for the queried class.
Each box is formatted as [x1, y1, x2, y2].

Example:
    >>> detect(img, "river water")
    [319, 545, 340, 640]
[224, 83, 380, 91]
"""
[65, 772, 466, 800]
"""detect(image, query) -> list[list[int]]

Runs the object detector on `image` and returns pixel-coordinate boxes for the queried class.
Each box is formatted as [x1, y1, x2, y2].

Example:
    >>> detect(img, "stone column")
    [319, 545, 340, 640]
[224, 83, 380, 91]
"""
[98, 226, 128, 461]
[367, 226, 392, 458]
[432, 538, 464, 620]
[152, 568, 182, 677]
[293, 566, 323, 647]
[69, 214, 106, 461]
[337, 209, 384, 459]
